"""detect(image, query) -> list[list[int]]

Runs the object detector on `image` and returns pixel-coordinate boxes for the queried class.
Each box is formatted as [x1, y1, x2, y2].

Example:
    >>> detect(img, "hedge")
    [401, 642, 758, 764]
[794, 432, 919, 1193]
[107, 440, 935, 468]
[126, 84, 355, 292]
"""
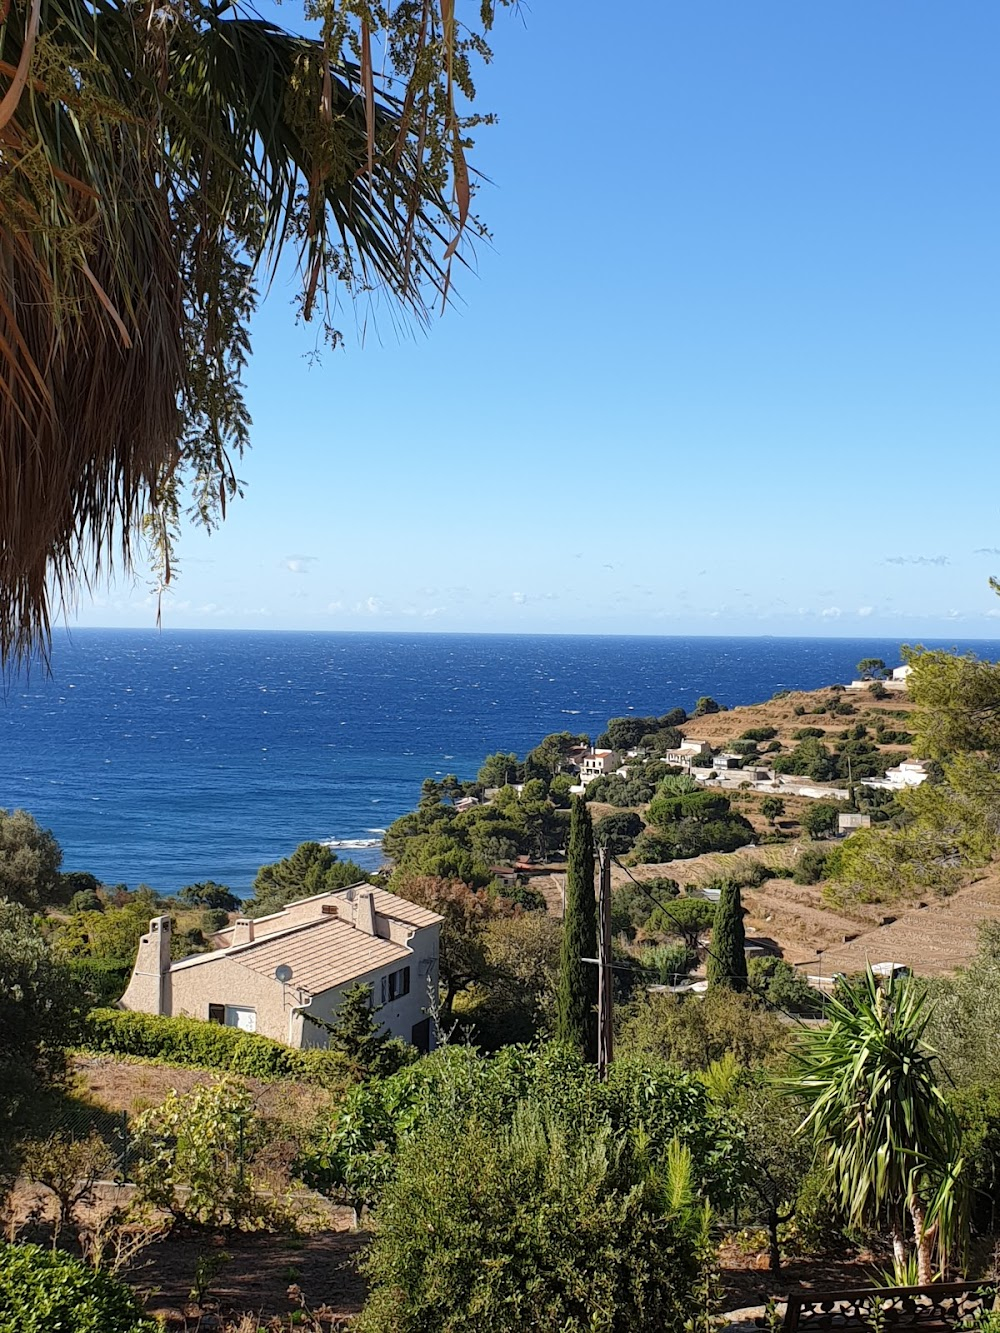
[82, 1008, 352, 1088]
[0, 1242, 156, 1333]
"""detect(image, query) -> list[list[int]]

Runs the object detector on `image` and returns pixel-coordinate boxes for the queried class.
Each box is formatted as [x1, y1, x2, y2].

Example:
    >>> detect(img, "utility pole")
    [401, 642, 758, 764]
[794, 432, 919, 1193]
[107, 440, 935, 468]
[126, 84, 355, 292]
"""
[596, 844, 614, 1079]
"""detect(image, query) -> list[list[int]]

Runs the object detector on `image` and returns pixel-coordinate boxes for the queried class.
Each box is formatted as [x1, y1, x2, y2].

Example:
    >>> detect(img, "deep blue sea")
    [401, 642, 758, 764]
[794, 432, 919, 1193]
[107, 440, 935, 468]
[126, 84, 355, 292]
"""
[2, 630, 996, 895]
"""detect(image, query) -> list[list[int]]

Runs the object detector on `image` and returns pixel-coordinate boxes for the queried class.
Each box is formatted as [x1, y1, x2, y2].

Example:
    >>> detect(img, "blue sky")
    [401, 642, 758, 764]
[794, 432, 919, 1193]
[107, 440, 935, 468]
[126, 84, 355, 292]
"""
[74, 1, 1000, 637]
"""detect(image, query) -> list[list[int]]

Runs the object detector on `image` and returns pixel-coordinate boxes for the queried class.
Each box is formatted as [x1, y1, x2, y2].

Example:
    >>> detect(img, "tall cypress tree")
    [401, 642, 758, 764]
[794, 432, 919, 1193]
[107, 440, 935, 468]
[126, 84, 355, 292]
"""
[557, 796, 598, 1061]
[706, 879, 747, 992]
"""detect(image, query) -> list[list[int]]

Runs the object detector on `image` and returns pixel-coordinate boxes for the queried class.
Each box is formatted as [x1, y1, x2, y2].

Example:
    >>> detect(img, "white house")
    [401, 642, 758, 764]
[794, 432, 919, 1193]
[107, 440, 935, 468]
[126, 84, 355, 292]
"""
[891, 664, 912, 683]
[712, 752, 742, 771]
[579, 748, 618, 785]
[118, 885, 442, 1053]
[664, 740, 712, 768]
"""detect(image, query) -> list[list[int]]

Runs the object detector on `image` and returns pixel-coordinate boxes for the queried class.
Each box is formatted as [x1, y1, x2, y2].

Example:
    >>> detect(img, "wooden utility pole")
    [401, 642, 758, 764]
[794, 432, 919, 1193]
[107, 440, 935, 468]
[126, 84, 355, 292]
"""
[596, 845, 614, 1079]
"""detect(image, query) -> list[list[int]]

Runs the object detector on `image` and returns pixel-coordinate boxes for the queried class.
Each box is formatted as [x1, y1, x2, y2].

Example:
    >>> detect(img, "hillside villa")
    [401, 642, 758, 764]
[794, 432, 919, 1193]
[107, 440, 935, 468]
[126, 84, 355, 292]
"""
[118, 885, 442, 1052]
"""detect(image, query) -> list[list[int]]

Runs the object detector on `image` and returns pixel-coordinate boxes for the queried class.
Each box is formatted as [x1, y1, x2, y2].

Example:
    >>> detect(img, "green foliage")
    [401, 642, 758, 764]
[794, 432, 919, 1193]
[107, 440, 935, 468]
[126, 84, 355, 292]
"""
[390, 873, 510, 1019]
[793, 727, 826, 740]
[477, 751, 521, 788]
[471, 912, 563, 1047]
[51, 887, 165, 962]
[593, 810, 644, 856]
[731, 1074, 814, 1271]
[526, 732, 589, 777]
[800, 802, 841, 840]
[132, 1079, 292, 1232]
[760, 796, 785, 824]
[694, 696, 722, 716]
[303, 983, 413, 1079]
[741, 727, 778, 742]
[65, 958, 130, 1007]
[68, 889, 103, 914]
[706, 881, 747, 993]
[857, 658, 890, 680]
[357, 1105, 709, 1333]
[177, 880, 240, 911]
[0, 1242, 156, 1333]
[0, 808, 64, 909]
[646, 896, 715, 949]
[557, 798, 597, 1062]
[793, 847, 830, 885]
[790, 969, 966, 1282]
[81, 1008, 350, 1088]
[0, 902, 83, 1175]
[597, 712, 686, 752]
[618, 990, 788, 1072]
[301, 1043, 742, 1218]
[747, 957, 823, 1016]
[610, 877, 678, 938]
[639, 942, 695, 985]
[246, 842, 369, 917]
[925, 924, 1000, 1089]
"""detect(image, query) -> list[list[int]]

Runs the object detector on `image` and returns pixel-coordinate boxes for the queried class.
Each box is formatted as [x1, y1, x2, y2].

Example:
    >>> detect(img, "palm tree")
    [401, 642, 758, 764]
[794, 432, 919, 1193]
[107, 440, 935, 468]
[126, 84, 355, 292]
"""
[790, 969, 965, 1285]
[0, 0, 502, 664]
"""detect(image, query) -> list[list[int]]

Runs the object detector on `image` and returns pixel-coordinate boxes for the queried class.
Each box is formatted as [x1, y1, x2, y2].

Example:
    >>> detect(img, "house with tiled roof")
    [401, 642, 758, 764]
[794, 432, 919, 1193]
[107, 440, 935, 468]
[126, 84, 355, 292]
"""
[118, 885, 442, 1053]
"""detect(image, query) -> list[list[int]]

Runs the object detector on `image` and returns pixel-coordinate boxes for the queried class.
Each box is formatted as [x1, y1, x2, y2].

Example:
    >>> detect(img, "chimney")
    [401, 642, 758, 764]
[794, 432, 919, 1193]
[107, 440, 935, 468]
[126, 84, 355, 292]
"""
[354, 890, 377, 936]
[231, 918, 255, 946]
[118, 915, 172, 1016]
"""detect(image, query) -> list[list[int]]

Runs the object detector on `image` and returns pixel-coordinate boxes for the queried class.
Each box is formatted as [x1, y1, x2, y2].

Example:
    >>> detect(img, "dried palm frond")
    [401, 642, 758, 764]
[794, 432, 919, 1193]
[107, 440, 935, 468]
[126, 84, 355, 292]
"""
[0, 0, 505, 666]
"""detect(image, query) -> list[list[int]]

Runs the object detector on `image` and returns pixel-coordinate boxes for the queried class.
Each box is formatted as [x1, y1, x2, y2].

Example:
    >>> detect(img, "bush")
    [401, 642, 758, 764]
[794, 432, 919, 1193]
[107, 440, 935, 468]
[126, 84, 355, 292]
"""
[0, 1242, 155, 1332]
[793, 848, 830, 885]
[132, 1079, 293, 1232]
[356, 1105, 709, 1333]
[740, 727, 777, 742]
[66, 959, 130, 1007]
[82, 1008, 351, 1088]
[793, 727, 826, 740]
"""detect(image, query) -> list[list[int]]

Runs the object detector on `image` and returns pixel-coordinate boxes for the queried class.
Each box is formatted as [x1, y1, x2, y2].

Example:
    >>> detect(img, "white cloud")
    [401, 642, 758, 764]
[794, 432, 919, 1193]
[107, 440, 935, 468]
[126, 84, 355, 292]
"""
[284, 555, 317, 575]
[857, 606, 874, 618]
[820, 606, 842, 618]
[511, 592, 527, 605]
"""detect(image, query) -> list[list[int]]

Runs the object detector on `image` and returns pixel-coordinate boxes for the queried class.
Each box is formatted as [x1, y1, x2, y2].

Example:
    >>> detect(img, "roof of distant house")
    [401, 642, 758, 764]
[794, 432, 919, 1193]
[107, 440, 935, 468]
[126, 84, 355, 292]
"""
[231, 914, 412, 994]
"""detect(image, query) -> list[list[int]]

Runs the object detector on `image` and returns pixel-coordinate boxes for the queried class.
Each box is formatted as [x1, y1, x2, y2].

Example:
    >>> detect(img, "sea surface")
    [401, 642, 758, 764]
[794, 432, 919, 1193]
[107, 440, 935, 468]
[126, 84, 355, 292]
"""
[2, 630, 996, 895]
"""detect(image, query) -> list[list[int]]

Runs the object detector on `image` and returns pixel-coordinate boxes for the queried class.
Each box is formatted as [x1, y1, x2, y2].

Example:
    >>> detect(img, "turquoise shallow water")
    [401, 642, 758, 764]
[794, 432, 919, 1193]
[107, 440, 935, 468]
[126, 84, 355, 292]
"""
[2, 630, 992, 894]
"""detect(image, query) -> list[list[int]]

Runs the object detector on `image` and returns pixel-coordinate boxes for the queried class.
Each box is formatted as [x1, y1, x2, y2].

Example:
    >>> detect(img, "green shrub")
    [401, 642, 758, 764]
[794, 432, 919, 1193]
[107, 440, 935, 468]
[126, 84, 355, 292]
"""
[793, 848, 830, 885]
[132, 1079, 293, 1232]
[82, 1008, 351, 1088]
[740, 727, 777, 742]
[793, 727, 826, 740]
[357, 1106, 709, 1333]
[0, 1242, 156, 1333]
[66, 959, 131, 1007]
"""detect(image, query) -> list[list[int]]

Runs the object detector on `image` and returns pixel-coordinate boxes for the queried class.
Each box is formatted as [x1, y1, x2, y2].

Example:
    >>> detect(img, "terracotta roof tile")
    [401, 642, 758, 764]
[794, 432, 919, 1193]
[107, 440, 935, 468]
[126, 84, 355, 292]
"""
[232, 916, 411, 995]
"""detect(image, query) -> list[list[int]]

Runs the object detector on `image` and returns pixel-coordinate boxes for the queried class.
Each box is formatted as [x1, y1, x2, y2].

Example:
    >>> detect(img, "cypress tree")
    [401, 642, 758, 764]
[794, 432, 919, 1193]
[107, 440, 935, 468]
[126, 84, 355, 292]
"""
[557, 797, 598, 1061]
[706, 879, 747, 992]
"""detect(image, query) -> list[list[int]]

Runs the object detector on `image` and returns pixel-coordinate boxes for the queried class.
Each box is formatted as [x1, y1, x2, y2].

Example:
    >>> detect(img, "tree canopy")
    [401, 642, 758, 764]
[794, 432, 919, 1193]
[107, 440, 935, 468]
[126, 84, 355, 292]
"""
[0, 809, 64, 910]
[246, 842, 369, 917]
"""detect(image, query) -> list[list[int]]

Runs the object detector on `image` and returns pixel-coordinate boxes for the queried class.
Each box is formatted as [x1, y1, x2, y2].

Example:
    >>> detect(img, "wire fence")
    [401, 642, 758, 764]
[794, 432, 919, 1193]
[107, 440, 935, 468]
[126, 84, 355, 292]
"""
[36, 1103, 136, 1182]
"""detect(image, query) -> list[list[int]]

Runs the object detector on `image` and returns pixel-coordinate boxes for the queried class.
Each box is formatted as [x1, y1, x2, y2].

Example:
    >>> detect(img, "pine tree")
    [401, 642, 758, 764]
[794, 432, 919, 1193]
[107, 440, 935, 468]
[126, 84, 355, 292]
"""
[557, 797, 598, 1060]
[706, 879, 747, 992]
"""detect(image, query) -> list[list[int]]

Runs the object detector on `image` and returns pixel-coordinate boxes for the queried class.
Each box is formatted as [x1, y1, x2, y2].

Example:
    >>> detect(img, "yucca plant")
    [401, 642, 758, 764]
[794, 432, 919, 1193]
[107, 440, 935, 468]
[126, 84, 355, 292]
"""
[789, 968, 966, 1285]
[0, 0, 506, 664]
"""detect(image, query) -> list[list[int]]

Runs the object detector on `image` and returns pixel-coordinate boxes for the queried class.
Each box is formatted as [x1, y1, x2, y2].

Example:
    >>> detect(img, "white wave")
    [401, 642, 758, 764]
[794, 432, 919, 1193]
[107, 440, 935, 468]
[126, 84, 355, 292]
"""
[322, 837, 383, 850]
[367, 827, 387, 835]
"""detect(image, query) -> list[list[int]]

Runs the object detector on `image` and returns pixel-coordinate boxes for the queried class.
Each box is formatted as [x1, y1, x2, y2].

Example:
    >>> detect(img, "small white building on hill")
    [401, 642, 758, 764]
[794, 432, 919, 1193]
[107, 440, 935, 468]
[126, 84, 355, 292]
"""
[118, 885, 441, 1053]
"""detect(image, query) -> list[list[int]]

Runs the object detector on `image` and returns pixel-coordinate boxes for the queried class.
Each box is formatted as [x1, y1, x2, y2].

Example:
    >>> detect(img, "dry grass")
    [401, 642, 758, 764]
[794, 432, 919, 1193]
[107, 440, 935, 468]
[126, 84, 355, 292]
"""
[70, 1055, 338, 1123]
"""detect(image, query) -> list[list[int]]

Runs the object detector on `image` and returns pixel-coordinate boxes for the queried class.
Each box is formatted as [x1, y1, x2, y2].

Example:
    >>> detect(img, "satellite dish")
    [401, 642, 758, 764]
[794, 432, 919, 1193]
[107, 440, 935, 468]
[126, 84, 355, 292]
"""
[274, 964, 293, 984]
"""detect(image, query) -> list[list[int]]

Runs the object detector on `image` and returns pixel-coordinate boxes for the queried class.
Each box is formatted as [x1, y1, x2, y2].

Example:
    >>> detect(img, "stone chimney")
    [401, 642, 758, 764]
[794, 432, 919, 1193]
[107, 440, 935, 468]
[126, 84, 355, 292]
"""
[118, 916, 172, 1016]
[354, 889, 377, 936]
[231, 917, 255, 946]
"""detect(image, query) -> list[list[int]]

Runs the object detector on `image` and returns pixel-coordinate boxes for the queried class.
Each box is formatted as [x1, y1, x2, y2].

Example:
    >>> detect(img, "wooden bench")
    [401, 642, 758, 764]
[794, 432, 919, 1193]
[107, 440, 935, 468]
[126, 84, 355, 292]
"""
[782, 1283, 998, 1333]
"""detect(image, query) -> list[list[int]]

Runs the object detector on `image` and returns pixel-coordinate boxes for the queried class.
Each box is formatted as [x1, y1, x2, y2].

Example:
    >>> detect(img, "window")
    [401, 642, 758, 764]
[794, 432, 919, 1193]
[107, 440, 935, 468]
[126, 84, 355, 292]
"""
[387, 966, 411, 1002]
[208, 1003, 225, 1024]
[224, 1005, 257, 1033]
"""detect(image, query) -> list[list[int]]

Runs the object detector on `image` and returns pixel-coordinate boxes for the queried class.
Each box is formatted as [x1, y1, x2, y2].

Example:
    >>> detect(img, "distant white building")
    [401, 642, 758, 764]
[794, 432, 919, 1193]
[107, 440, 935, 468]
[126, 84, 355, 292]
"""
[713, 752, 742, 770]
[864, 759, 929, 792]
[664, 740, 712, 768]
[838, 812, 872, 833]
[891, 664, 912, 682]
[579, 748, 618, 785]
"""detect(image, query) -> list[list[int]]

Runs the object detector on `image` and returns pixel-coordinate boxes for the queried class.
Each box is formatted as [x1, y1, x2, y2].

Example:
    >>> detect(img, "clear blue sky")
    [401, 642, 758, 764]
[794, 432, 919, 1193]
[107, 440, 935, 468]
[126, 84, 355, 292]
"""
[74, 1, 1000, 637]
